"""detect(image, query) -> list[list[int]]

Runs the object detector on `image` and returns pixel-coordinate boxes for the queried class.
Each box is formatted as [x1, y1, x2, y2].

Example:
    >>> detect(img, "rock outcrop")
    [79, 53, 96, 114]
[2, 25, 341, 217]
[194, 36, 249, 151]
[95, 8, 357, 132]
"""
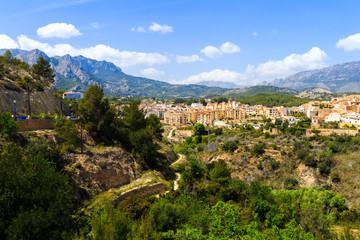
[66, 147, 139, 194]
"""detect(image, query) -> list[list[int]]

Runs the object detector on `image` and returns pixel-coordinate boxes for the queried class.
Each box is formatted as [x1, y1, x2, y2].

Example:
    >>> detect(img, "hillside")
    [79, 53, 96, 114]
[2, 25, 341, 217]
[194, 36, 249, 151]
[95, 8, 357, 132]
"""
[269, 60, 360, 92]
[0, 49, 226, 98]
[223, 85, 297, 98]
[0, 52, 62, 115]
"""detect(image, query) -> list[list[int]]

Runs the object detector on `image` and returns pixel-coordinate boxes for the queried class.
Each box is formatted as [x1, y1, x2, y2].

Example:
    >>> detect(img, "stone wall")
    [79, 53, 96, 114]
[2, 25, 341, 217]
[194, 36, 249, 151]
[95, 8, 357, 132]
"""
[306, 128, 359, 137]
[113, 183, 166, 206]
[18, 119, 54, 131]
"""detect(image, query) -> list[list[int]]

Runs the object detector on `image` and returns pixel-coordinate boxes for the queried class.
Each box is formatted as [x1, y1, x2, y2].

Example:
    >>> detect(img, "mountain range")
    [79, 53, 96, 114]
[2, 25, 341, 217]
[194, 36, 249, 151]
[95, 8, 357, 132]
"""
[0, 49, 225, 98]
[2, 48, 360, 97]
[268, 61, 360, 93]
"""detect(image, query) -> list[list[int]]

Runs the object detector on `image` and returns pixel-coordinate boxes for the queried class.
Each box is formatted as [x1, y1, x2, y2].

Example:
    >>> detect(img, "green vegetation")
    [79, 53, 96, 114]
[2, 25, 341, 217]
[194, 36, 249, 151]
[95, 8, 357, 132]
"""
[53, 117, 79, 153]
[238, 93, 314, 107]
[1, 82, 360, 239]
[0, 142, 78, 239]
[0, 112, 19, 136]
[224, 85, 298, 99]
[31, 56, 55, 82]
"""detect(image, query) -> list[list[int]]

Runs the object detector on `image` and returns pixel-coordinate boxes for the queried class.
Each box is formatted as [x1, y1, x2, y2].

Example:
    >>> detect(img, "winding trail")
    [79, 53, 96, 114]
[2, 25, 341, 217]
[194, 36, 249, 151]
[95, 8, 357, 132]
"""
[171, 154, 185, 191]
[167, 128, 175, 140]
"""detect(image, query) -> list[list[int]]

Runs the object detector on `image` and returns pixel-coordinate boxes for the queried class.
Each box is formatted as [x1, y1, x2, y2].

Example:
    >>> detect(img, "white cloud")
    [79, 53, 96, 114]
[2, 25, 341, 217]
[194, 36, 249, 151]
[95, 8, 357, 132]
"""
[140, 67, 165, 78]
[148, 22, 173, 33]
[37, 23, 82, 39]
[184, 47, 328, 85]
[336, 33, 360, 51]
[176, 54, 204, 63]
[220, 42, 240, 54]
[200, 46, 223, 58]
[200, 42, 240, 58]
[0, 34, 19, 49]
[183, 69, 242, 84]
[131, 26, 146, 32]
[247, 47, 328, 82]
[16, 35, 169, 67]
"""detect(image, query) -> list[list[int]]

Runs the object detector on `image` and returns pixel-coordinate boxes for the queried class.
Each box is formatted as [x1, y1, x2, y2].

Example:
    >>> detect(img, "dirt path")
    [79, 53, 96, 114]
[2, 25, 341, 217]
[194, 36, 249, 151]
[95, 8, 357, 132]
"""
[171, 154, 184, 191]
[167, 128, 175, 139]
[173, 173, 181, 191]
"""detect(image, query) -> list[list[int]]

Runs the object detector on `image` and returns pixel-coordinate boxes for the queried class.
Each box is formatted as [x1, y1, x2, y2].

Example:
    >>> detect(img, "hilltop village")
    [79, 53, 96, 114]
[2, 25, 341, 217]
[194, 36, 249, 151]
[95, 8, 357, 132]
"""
[118, 95, 360, 129]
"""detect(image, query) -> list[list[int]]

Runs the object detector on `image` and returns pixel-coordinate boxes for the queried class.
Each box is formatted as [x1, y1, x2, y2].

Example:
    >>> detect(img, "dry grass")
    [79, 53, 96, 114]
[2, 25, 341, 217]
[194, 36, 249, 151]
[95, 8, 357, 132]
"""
[332, 151, 360, 210]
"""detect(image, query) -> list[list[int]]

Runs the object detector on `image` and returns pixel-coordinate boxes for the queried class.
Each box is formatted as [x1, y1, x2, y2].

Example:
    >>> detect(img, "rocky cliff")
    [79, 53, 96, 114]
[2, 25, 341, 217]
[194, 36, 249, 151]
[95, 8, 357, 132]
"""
[269, 60, 360, 92]
[0, 60, 62, 115]
[66, 147, 140, 195]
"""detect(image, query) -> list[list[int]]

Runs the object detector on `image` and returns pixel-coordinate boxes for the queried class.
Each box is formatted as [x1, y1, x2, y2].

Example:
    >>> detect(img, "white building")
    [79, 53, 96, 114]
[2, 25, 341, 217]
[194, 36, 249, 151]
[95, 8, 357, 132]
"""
[325, 112, 341, 123]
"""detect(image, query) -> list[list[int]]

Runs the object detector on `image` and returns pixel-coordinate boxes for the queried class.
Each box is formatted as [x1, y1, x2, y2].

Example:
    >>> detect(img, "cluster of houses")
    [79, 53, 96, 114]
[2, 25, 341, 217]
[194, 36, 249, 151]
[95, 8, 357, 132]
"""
[137, 95, 360, 128]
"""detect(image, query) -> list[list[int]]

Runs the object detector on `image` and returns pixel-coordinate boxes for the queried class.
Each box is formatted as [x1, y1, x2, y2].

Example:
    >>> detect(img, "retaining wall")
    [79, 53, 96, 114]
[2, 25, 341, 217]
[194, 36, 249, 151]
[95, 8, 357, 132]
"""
[17, 119, 54, 131]
[306, 128, 359, 137]
[113, 183, 166, 206]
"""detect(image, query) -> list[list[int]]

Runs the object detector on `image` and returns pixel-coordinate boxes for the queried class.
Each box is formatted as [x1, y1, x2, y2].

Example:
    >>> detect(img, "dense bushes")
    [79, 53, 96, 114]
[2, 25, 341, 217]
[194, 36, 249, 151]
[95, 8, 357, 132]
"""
[0, 143, 78, 239]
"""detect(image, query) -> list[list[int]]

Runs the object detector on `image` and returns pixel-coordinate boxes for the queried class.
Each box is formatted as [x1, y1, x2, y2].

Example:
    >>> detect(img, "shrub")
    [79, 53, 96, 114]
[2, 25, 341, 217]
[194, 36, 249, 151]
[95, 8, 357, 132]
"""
[149, 199, 187, 232]
[296, 148, 308, 160]
[222, 140, 238, 152]
[214, 128, 223, 136]
[330, 172, 340, 183]
[303, 155, 317, 167]
[284, 176, 298, 190]
[318, 162, 331, 176]
[269, 158, 280, 171]
[252, 142, 266, 155]
[264, 132, 271, 139]
[0, 112, 19, 136]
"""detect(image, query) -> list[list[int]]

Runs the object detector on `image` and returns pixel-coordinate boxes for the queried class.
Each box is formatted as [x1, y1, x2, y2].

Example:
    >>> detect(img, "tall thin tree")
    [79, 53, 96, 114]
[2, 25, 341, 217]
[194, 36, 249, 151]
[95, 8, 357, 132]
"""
[16, 76, 34, 116]
[53, 89, 65, 116]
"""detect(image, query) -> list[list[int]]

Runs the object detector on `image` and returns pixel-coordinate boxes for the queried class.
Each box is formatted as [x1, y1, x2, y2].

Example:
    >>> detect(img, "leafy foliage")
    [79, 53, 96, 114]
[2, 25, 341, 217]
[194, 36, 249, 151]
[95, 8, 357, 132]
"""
[78, 84, 117, 143]
[237, 93, 314, 107]
[32, 56, 55, 82]
[0, 112, 19, 136]
[0, 143, 78, 239]
[53, 117, 79, 153]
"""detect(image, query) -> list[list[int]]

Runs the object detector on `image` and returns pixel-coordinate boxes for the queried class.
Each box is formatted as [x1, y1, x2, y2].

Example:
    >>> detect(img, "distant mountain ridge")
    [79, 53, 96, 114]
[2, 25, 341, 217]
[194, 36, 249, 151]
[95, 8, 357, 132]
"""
[269, 61, 360, 92]
[0, 49, 226, 98]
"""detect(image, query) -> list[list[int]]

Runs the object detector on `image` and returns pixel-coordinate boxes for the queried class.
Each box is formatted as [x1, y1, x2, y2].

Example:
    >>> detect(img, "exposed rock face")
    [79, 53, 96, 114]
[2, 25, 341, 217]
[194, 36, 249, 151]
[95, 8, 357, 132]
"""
[0, 85, 62, 115]
[0, 48, 226, 97]
[66, 147, 139, 194]
[269, 61, 360, 92]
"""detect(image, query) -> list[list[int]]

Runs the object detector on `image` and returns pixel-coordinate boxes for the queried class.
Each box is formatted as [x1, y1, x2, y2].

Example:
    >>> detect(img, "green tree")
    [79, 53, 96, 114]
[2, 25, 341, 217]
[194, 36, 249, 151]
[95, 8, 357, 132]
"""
[0, 143, 77, 239]
[149, 199, 186, 232]
[222, 140, 238, 152]
[0, 62, 4, 78]
[193, 123, 206, 136]
[16, 76, 34, 116]
[252, 142, 266, 155]
[129, 128, 158, 167]
[78, 84, 116, 143]
[146, 114, 164, 141]
[53, 89, 66, 116]
[123, 100, 147, 131]
[91, 204, 128, 240]
[0, 112, 19, 136]
[3, 50, 12, 63]
[53, 117, 79, 153]
[32, 56, 55, 82]
[214, 128, 223, 136]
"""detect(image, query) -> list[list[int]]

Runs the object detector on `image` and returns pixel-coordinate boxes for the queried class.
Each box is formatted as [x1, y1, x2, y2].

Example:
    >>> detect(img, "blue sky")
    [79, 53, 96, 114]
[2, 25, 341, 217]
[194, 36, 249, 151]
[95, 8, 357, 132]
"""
[1, 0, 360, 86]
